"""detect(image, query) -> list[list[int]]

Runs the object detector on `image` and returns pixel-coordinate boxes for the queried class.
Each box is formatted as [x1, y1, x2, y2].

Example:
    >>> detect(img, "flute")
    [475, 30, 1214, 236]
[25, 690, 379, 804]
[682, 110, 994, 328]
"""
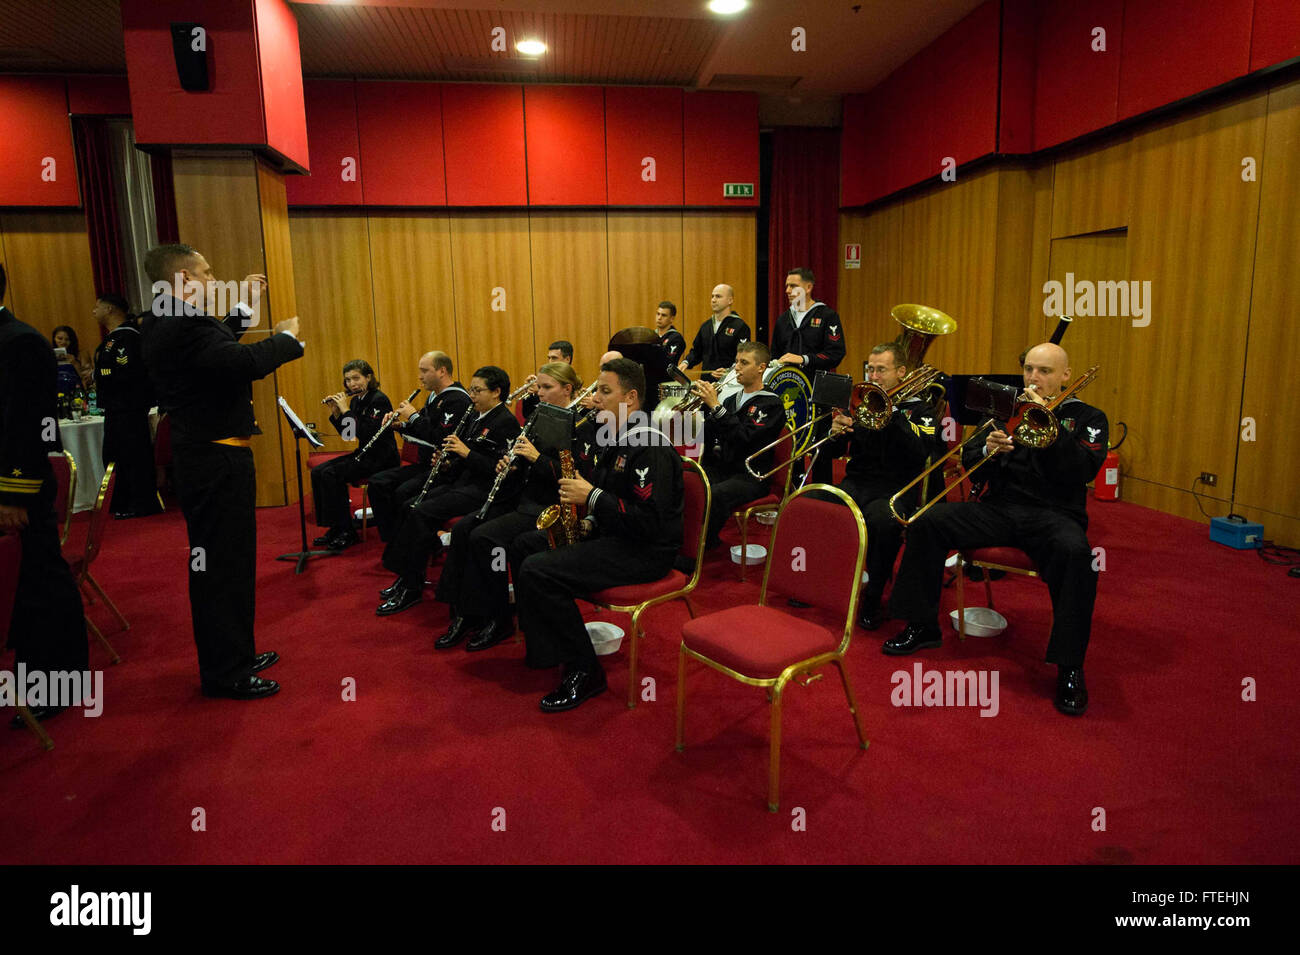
[356, 388, 420, 460]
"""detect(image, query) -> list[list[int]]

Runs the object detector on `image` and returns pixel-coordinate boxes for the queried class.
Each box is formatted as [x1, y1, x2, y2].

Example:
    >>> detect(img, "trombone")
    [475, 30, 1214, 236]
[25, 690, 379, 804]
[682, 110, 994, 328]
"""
[888, 365, 1099, 526]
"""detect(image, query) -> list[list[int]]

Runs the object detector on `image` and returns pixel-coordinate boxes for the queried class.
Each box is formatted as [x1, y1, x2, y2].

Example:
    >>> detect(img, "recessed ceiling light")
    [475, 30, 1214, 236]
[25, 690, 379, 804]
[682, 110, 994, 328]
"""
[515, 39, 547, 56]
[707, 0, 748, 14]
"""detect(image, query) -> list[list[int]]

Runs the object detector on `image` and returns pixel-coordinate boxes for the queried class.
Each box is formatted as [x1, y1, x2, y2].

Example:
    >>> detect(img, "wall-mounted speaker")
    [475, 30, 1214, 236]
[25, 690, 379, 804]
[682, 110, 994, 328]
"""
[170, 22, 209, 92]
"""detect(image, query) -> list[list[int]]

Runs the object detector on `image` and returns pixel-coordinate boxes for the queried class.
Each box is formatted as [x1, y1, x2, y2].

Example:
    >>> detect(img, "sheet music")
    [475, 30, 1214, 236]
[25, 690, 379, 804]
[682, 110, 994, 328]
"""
[278, 396, 324, 448]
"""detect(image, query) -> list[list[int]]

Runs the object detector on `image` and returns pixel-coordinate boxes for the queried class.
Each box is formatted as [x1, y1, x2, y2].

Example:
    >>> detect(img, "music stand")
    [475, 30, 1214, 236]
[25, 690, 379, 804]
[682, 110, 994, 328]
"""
[274, 396, 339, 574]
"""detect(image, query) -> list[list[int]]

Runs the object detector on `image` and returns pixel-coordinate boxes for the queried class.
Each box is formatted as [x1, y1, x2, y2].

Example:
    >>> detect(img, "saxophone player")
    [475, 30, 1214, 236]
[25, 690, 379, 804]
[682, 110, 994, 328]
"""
[514, 357, 684, 712]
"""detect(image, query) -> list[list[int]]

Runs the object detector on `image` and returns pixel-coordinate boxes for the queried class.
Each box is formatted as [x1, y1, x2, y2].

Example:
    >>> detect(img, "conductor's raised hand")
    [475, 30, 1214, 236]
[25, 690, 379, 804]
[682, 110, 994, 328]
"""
[274, 315, 300, 339]
[558, 475, 593, 505]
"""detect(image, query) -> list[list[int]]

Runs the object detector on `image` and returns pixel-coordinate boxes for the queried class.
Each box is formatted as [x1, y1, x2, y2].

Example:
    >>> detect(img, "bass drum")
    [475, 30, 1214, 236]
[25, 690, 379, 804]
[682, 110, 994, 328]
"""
[764, 365, 815, 457]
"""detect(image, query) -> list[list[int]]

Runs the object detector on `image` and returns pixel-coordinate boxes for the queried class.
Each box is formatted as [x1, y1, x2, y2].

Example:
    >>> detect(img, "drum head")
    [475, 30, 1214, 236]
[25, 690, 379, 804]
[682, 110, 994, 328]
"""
[766, 366, 815, 456]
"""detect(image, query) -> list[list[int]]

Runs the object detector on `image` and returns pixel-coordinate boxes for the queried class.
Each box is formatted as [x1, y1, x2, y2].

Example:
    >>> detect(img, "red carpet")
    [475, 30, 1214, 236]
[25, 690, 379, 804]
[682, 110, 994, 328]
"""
[2, 492, 1297, 864]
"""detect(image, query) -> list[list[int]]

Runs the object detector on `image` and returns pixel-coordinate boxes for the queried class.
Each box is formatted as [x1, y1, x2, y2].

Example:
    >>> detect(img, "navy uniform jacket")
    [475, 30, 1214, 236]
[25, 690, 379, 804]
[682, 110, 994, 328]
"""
[93, 325, 154, 412]
[332, 388, 399, 469]
[682, 312, 750, 375]
[702, 389, 784, 478]
[0, 307, 61, 507]
[658, 327, 687, 364]
[584, 426, 683, 550]
[398, 383, 472, 466]
[828, 393, 945, 502]
[439, 403, 522, 496]
[962, 398, 1108, 529]
[771, 303, 846, 373]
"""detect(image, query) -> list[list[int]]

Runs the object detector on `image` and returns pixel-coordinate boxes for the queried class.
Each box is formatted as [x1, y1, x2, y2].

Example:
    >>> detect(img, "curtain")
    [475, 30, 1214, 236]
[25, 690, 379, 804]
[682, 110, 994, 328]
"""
[72, 116, 127, 309]
[767, 127, 842, 333]
[107, 120, 161, 312]
[150, 150, 180, 247]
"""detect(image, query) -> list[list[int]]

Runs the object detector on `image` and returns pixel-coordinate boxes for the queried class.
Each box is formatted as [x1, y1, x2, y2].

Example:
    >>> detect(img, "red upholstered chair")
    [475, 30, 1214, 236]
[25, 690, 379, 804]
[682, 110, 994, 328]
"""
[586, 457, 711, 708]
[64, 464, 125, 663]
[954, 547, 1040, 639]
[0, 534, 54, 750]
[676, 484, 869, 811]
[50, 450, 76, 546]
[731, 426, 794, 582]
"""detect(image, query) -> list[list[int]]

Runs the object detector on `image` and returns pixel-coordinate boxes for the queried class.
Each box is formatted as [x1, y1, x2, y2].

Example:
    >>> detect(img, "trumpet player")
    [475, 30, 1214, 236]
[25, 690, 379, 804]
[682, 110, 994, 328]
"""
[689, 341, 783, 564]
[433, 362, 597, 652]
[811, 342, 944, 629]
[883, 343, 1108, 716]
[515, 358, 683, 712]
[309, 359, 399, 551]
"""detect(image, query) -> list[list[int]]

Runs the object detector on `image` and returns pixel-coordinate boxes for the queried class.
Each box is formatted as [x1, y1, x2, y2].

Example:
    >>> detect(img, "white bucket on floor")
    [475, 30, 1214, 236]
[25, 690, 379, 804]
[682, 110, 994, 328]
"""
[353, 507, 374, 521]
[439, 531, 451, 547]
[949, 607, 1008, 638]
[754, 509, 778, 525]
[587, 621, 624, 655]
[730, 543, 766, 565]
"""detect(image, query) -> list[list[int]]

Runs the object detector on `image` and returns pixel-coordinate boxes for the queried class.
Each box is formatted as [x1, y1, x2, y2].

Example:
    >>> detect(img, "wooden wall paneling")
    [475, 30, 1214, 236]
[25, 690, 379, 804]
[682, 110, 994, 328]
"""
[680, 212, 756, 357]
[287, 212, 378, 455]
[895, 169, 1000, 374]
[0, 210, 98, 350]
[991, 163, 1055, 372]
[1122, 93, 1267, 493]
[1123, 475, 1229, 526]
[527, 212, 609, 382]
[837, 204, 903, 382]
[1050, 137, 1132, 238]
[447, 213, 534, 390]
[365, 213, 458, 404]
[1234, 78, 1300, 526]
[606, 210, 684, 341]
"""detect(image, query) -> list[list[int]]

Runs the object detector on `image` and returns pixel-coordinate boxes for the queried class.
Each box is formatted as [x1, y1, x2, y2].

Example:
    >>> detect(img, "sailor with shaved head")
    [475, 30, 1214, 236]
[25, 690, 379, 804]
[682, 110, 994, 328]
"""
[677, 283, 750, 381]
[881, 342, 1109, 716]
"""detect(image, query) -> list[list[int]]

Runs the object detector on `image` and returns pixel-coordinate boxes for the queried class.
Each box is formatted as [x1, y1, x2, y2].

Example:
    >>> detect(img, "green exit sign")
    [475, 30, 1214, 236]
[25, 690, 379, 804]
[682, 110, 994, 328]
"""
[723, 182, 754, 198]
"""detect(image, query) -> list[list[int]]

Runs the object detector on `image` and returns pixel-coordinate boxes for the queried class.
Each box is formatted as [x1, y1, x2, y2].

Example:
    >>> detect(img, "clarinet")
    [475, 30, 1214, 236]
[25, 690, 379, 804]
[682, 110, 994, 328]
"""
[356, 388, 420, 461]
[477, 410, 539, 519]
[412, 401, 476, 507]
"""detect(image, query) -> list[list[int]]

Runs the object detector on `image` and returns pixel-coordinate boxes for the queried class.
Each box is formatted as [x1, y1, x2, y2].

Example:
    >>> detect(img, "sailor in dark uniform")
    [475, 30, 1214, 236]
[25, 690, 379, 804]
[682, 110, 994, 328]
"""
[514, 357, 684, 712]
[309, 359, 399, 550]
[678, 284, 750, 380]
[92, 292, 160, 519]
[654, 301, 687, 365]
[0, 264, 89, 726]
[139, 244, 303, 700]
[884, 342, 1107, 716]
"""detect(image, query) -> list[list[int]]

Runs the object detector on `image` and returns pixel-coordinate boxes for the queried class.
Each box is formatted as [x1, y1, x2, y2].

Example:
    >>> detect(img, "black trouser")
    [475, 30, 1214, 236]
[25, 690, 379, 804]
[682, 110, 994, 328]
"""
[808, 475, 908, 605]
[6, 487, 88, 675]
[310, 452, 388, 533]
[381, 484, 484, 588]
[102, 408, 159, 515]
[434, 508, 535, 621]
[701, 460, 765, 548]
[887, 499, 1097, 667]
[367, 462, 428, 541]
[173, 442, 259, 685]
[516, 533, 675, 671]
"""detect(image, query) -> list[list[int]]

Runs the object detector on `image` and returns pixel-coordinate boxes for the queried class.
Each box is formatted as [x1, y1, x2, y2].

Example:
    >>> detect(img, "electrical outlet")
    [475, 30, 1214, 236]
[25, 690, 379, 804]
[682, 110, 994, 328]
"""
[1200, 472, 1217, 487]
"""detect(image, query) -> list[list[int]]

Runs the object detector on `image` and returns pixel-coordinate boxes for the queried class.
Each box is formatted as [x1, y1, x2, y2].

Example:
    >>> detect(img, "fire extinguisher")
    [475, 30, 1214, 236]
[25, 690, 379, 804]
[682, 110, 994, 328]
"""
[1095, 422, 1126, 502]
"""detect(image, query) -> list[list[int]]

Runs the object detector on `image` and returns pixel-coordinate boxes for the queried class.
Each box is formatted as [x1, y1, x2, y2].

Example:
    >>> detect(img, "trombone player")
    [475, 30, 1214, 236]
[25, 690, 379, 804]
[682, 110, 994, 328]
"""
[810, 342, 944, 629]
[882, 343, 1108, 716]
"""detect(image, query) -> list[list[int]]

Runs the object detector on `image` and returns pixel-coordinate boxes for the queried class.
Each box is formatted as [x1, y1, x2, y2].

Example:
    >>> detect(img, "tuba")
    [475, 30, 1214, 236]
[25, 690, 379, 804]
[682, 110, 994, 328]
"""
[536, 450, 581, 548]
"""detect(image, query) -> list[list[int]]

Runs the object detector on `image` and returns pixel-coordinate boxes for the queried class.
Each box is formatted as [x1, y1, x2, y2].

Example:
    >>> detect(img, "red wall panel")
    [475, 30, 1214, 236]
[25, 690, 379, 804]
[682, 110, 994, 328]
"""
[0, 77, 79, 206]
[683, 91, 759, 207]
[442, 84, 527, 206]
[884, 58, 936, 194]
[66, 76, 131, 116]
[254, 0, 308, 171]
[1118, 0, 1253, 120]
[998, 0, 1040, 153]
[928, 0, 999, 167]
[1033, 0, 1123, 149]
[605, 86, 683, 206]
[285, 79, 361, 206]
[120, 0, 267, 149]
[840, 94, 878, 207]
[356, 82, 445, 206]
[525, 85, 606, 205]
[1251, 0, 1300, 71]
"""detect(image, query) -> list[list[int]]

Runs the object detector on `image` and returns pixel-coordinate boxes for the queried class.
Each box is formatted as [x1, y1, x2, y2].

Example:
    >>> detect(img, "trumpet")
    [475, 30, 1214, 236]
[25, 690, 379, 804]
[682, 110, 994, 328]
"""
[356, 388, 420, 460]
[506, 380, 534, 403]
[888, 366, 1099, 526]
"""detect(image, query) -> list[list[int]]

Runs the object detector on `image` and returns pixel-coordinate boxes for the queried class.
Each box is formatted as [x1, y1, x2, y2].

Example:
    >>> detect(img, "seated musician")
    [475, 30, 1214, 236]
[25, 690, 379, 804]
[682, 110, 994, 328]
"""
[520, 340, 573, 420]
[811, 341, 944, 628]
[366, 351, 470, 543]
[433, 362, 597, 652]
[375, 366, 520, 616]
[310, 359, 399, 550]
[684, 341, 783, 563]
[883, 342, 1107, 716]
[513, 357, 684, 712]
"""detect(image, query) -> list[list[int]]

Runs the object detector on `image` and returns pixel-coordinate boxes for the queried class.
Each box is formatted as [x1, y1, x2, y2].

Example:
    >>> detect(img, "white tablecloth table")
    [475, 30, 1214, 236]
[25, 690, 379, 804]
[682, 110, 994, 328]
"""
[58, 416, 106, 512]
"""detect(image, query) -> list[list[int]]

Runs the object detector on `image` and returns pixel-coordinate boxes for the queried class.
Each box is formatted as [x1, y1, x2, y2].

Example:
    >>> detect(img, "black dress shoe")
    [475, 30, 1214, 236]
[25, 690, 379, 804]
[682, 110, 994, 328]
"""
[327, 530, 360, 551]
[312, 533, 334, 547]
[376, 586, 421, 616]
[379, 576, 404, 599]
[10, 705, 66, 729]
[434, 615, 480, 650]
[882, 622, 943, 656]
[201, 675, 280, 700]
[787, 597, 812, 608]
[1055, 667, 1088, 716]
[857, 597, 887, 630]
[539, 668, 607, 712]
[250, 650, 280, 673]
[466, 617, 514, 652]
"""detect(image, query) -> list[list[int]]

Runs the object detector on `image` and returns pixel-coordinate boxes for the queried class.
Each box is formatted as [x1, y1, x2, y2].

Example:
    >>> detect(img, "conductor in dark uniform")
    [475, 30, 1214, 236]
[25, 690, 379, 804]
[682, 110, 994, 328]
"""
[514, 357, 684, 712]
[687, 341, 783, 555]
[678, 284, 750, 380]
[812, 341, 944, 629]
[139, 244, 304, 700]
[92, 292, 160, 519]
[884, 343, 1107, 716]
[309, 359, 398, 550]
[0, 264, 89, 726]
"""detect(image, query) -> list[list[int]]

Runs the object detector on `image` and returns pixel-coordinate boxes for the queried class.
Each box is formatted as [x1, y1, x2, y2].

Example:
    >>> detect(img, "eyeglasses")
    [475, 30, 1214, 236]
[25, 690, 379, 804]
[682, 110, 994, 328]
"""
[468, 386, 491, 395]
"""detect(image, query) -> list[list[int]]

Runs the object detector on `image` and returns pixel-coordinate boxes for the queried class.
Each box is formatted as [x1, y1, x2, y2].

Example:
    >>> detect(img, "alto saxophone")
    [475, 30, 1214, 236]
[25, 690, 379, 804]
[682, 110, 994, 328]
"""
[536, 450, 581, 548]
